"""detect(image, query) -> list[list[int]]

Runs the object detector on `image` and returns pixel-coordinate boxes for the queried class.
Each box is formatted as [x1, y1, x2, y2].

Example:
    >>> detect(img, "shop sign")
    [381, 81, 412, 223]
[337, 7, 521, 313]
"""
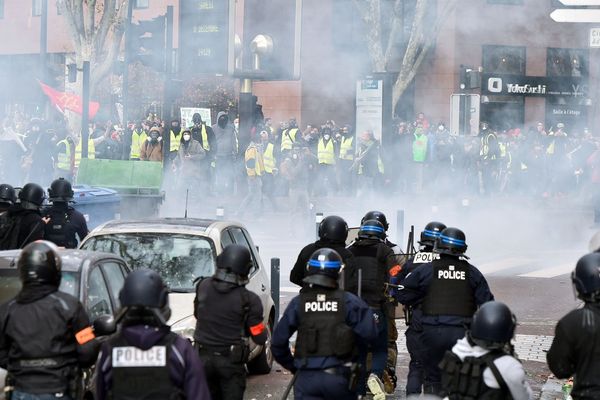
[482, 74, 588, 98]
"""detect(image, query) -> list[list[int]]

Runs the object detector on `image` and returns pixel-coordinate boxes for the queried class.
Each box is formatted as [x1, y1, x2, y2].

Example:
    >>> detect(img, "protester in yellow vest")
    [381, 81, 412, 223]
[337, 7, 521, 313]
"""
[130, 122, 147, 160]
[260, 130, 279, 211]
[55, 136, 74, 179]
[317, 127, 337, 194]
[337, 125, 355, 195]
[280, 118, 299, 153]
[168, 119, 182, 160]
[236, 134, 265, 217]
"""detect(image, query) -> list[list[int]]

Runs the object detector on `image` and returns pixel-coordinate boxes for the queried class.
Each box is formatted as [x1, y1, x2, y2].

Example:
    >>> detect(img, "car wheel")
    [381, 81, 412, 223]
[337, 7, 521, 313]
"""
[247, 318, 273, 375]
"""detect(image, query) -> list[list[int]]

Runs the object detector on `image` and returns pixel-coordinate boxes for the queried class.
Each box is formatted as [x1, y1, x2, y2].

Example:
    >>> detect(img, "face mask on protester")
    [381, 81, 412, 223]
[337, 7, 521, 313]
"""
[183, 134, 191, 142]
[324, 134, 330, 140]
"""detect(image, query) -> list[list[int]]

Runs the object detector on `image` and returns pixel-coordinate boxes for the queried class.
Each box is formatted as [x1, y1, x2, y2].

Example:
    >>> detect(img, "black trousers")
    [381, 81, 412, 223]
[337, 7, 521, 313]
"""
[198, 351, 246, 400]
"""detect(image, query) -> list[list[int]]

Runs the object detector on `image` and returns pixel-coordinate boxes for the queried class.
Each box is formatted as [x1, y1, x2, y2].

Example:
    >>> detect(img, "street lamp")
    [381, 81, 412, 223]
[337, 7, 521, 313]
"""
[250, 34, 273, 71]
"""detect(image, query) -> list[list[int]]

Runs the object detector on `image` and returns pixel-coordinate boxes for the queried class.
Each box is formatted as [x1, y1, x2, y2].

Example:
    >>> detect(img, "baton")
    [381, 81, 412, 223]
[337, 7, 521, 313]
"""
[281, 372, 298, 400]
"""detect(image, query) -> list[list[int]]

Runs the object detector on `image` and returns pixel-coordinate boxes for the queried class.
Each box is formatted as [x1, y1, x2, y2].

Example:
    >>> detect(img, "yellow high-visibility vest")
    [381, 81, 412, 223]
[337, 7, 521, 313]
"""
[263, 142, 276, 173]
[170, 130, 181, 152]
[130, 129, 147, 159]
[245, 144, 265, 177]
[317, 138, 335, 165]
[198, 124, 210, 151]
[74, 138, 95, 168]
[56, 139, 71, 170]
[280, 128, 298, 151]
[339, 136, 354, 160]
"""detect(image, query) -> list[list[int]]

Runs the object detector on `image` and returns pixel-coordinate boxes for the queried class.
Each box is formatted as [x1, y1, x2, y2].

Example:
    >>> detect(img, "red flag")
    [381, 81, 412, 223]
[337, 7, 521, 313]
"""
[39, 81, 100, 119]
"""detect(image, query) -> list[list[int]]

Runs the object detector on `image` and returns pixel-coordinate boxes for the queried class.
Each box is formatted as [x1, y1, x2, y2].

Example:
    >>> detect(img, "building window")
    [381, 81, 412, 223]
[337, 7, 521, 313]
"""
[547, 48, 588, 77]
[487, 0, 523, 4]
[134, 0, 149, 9]
[482, 45, 526, 75]
[32, 0, 42, 16]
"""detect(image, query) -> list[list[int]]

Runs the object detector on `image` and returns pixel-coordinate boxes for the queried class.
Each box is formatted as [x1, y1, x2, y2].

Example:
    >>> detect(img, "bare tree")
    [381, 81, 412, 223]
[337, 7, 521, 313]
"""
[353, 0, 456, 113]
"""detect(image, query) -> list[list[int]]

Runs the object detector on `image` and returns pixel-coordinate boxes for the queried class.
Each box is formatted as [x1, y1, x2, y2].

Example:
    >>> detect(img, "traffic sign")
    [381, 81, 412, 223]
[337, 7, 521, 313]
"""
[558, 0, 600, 5]
[591, 27, 600, 47]
[551, 9, 600, 22]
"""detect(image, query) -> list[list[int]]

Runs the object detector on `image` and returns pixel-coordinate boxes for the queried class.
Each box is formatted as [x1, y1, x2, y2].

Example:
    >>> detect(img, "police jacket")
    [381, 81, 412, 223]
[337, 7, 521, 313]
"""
[290, 239, 357, 288]
[43, 203, 89, 249]
[6, 205, 44, 249]
[442, 336, 533, 400]
[347, 238, 398, 308]
[96, 324, 211, 400]
[193, 277, 267, 349]
[396, 254, 494, 326]
[272, 284, 377, 372]
[547, 302, 600, 400]
[0, 285, 98, 394]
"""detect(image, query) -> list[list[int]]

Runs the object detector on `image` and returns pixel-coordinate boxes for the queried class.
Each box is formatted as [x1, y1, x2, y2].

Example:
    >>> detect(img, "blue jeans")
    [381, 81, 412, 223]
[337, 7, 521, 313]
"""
[12, 391, 72, 400]
[357, 308, 388, 394]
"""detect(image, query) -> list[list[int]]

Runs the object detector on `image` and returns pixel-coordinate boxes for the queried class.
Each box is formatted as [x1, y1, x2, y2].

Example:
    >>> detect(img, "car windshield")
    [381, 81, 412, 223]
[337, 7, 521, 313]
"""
[0, 270, 78, 303]
[82, 233, 216, 292]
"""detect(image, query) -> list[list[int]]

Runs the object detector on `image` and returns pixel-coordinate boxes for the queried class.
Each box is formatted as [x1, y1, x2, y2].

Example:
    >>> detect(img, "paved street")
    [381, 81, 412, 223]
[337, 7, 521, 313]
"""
[161, 193, 593, 399]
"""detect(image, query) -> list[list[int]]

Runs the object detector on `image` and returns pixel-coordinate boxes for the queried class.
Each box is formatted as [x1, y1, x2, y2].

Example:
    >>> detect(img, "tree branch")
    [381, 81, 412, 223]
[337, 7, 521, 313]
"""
[96, 0, 116, 52]
[383, 0, 403, 69]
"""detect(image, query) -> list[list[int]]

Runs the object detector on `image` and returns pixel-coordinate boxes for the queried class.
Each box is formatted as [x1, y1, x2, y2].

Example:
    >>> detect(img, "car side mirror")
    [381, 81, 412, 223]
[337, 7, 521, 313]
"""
[93, 314, 116, 336]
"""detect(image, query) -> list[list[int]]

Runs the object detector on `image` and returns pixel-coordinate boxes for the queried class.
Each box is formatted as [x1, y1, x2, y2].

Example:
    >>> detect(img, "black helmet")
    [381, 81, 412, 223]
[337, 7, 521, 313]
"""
[0, 184, 16, 205]
[572, 253, 600, 302]
[304, 248, 344, 288]
[358, 219, 386, 240]
[214, 244, 253, 286]
[318, 215, 348, 243]
[48, 178, 74, 202]
[434, 227, 467, 256]
[468, 301, 516, 350]
[119, 269, 171, 325]
[18, 183, 45, 209]
[18, 240, 62, 287]
[361, 210, 389, 231]
[419, 221, 447, 248]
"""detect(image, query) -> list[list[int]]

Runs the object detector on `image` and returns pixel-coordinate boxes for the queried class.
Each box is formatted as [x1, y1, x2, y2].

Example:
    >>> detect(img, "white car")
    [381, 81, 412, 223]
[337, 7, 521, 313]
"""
[79, 217, 275, 374]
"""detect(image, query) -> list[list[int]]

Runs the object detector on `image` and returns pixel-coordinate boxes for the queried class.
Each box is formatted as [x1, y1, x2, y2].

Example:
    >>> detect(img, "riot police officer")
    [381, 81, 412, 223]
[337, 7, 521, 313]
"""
[547, 252, 600, 399]
[440, 301, 533, 399]
[1, 183, 45, 250]
[347, 219, 401, 398]
[395, 221, 446, 396]
[0, 241, 99, 399]
[0, 183, 16, 213]
[396, 227, 494, 396]
[361, 210, 406, 392]
[96, 269, 211, 400]
[194, 244, 267, 400]
[290, 215, 357, 288]
[272, 248, 378, 400]
[44, 178, 89, 248]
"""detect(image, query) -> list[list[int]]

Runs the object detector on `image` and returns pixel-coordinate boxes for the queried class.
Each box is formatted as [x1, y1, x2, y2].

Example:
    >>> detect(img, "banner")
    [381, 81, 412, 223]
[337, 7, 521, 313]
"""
[180, 107, 212, 128]
[39, 81, 100, 119]
[355, 79, 383, 141]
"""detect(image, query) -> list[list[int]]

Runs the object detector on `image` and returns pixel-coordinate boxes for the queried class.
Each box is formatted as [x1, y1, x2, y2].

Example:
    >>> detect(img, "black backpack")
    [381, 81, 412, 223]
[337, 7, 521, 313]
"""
[0, 212, 20, 250]
[440, 350, 512, 400]
[45, 208, 76, 248]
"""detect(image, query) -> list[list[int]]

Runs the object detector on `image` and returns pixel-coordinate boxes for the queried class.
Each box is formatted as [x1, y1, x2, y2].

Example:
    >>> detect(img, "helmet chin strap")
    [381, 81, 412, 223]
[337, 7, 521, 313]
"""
[214, 269, 248, 286]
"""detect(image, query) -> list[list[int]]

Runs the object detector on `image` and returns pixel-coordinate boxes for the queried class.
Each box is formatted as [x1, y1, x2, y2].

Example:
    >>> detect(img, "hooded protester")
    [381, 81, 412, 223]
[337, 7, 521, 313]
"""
[168, 119, 182, 162]
[176, 129, 206, 194]
[212, 111, 238, 195]
[140, 127, 164, 162]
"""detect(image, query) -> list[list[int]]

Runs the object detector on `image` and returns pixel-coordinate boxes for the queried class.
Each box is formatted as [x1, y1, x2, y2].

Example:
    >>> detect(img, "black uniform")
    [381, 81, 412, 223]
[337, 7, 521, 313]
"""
[0, 287, 98, 397]
[547, 302, 600, 399]
[44, 203, 89, 248]
[397, 255, 494, 395]
[290, 239, 357, 288]
[3, 204, 45, 249]
[193, 276, 267, 400]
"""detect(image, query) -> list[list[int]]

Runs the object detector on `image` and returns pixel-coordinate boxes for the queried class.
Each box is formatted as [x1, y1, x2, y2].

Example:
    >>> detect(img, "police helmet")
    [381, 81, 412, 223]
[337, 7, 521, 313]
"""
[48, 178, 74, 202]
[318, 215, 348, 243]
[304, 248, 344, 288]
[119, 269, 171, 324]
[358, 219, 386, 240]
[361, 211, 389, 231]
[18, 183, 45, 209]
[434, 227, 467, 256]
[17, 240, 62, 287]
[572, 253, 600, 302]
[214, 244, 253, 286]
[0, 184, 16, 206]
[468, 301, 516, 350]
[419, 221, 447, 248]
